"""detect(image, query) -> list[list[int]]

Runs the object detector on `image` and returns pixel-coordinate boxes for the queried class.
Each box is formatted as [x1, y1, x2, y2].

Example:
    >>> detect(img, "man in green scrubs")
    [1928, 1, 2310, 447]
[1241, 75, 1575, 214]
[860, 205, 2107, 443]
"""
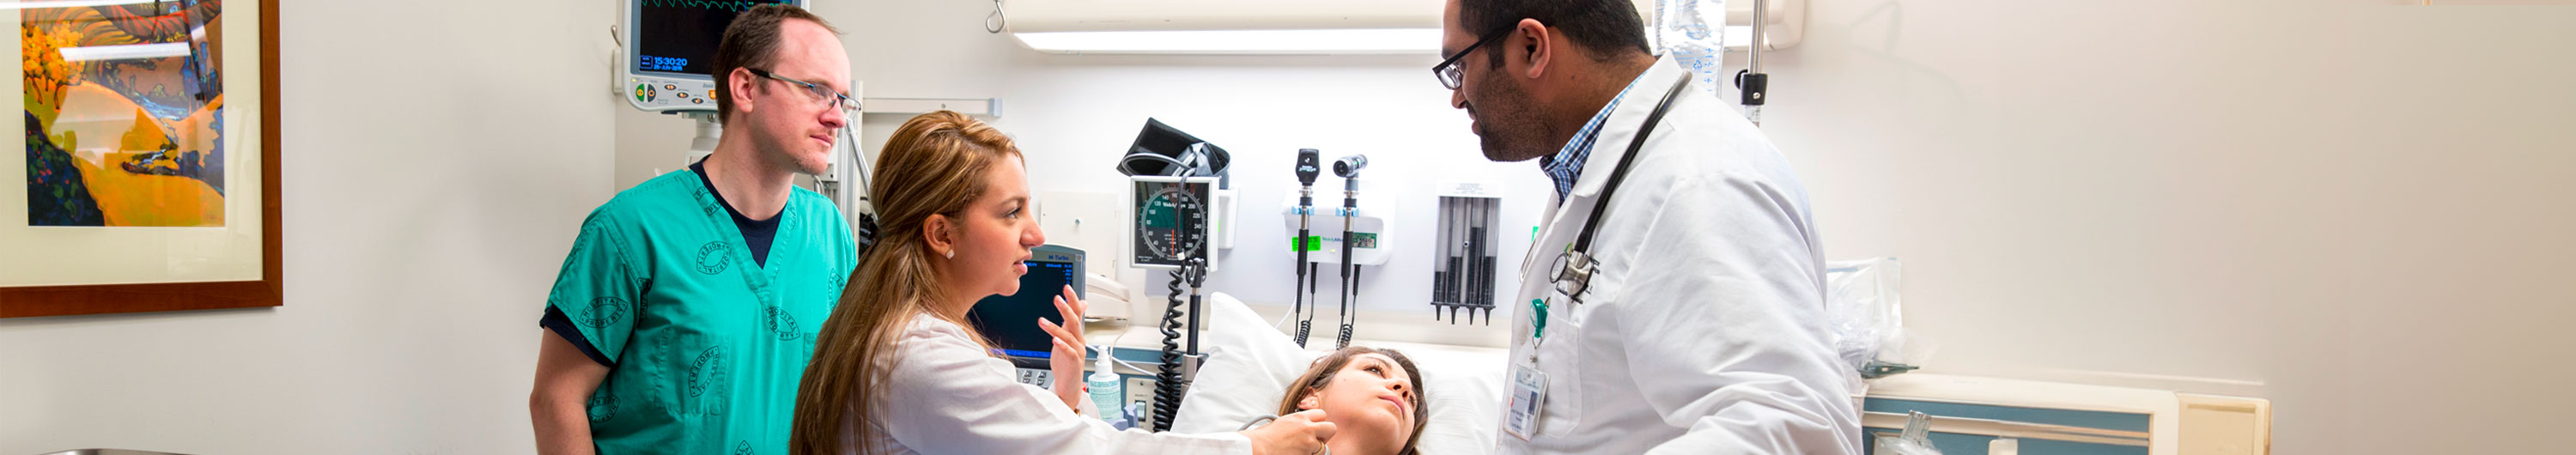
[530, 6, 857, 454]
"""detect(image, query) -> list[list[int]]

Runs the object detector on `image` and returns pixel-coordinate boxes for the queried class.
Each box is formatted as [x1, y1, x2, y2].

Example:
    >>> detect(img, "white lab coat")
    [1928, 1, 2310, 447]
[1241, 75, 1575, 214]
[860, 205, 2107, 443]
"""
[854, 315, 1252, 454]
[1498, 58, 1864, 455]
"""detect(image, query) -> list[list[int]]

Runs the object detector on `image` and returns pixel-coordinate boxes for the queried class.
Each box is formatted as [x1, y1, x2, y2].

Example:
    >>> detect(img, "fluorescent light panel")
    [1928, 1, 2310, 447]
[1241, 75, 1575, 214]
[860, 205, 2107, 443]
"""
[1015, 28, 1440, 54]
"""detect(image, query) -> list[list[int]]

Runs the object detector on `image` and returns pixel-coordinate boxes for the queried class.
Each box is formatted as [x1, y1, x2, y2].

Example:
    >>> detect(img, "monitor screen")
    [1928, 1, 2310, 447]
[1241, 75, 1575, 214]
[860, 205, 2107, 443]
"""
[634, 0, 793, 77]
[967, 260, 1079, 359]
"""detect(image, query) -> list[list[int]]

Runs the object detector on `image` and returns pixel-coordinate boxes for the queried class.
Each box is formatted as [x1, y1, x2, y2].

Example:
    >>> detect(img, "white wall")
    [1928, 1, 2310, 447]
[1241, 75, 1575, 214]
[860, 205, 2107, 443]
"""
[1769, 0, 2576, 453]
[2, 0, 619, 453]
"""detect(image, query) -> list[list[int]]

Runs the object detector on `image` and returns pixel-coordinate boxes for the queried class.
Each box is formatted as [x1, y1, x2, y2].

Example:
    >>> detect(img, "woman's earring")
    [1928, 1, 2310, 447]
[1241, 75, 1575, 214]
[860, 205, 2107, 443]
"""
[945, 249, 955, 259]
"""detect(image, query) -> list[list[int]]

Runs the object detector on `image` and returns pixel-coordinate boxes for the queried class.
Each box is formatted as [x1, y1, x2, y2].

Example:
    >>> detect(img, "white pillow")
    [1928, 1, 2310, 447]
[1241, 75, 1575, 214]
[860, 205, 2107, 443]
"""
[1170, 293, 1504, 455]
[1399, 343, 1504, 455]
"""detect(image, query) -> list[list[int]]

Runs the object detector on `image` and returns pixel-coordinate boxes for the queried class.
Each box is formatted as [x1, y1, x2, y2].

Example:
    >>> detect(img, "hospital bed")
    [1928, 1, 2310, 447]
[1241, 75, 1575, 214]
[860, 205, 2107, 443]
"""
[1078, 293, 2269, 455]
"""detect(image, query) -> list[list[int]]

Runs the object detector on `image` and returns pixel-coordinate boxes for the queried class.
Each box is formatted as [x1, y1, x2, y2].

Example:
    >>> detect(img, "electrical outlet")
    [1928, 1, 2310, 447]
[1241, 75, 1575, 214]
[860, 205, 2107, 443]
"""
[1125, 376, 1158, 424]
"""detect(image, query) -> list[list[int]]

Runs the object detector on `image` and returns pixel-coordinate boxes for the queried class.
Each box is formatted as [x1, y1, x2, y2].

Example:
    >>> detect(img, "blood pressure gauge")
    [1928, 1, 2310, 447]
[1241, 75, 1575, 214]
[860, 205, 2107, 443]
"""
[1131, 176, 1217, 270]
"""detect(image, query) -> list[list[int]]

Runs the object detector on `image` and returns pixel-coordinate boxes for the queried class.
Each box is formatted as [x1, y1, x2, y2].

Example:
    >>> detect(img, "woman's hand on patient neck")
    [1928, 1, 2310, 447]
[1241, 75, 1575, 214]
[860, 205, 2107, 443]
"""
[1242, 409, 1335, 455]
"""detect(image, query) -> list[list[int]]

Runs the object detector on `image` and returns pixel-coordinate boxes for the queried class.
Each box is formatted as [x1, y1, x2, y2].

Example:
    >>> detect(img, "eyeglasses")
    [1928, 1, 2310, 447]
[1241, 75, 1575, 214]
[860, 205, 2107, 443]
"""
[1431, 28, 1513, 90]
[747, 68, 860, 112]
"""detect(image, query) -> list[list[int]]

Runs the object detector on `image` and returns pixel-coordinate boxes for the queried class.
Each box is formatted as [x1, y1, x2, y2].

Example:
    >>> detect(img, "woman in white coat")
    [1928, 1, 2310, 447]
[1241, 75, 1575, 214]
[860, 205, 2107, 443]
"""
[787, 111, 1335, 455]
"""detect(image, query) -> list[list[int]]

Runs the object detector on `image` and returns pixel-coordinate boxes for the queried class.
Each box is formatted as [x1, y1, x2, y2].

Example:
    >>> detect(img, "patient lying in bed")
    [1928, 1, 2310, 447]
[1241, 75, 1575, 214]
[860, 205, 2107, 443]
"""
[1269, 347, 1429, 455]
[1174, 292, 1502, 455]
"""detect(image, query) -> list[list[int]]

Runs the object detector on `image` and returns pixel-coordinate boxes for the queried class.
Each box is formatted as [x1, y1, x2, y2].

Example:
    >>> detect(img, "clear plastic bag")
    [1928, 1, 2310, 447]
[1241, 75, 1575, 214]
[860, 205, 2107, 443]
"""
[1824, 258, 1935, 379]
[1650, 0, 1728, 98]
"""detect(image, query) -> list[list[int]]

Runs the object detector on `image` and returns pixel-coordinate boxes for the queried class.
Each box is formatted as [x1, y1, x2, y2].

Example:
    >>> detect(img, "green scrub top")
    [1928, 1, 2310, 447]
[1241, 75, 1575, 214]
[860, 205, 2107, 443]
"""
[545, 170, 857, 455]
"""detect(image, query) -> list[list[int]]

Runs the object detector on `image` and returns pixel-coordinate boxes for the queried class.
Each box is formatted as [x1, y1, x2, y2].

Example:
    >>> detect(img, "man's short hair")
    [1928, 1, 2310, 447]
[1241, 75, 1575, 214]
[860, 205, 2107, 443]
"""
[1459, 0, 1650, 65]
[711, 4, 841, 124]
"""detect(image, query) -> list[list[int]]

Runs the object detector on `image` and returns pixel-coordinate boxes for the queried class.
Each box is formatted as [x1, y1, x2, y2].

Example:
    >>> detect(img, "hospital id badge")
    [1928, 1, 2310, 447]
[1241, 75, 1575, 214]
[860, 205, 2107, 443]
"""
[1504, 364, 1548, 440]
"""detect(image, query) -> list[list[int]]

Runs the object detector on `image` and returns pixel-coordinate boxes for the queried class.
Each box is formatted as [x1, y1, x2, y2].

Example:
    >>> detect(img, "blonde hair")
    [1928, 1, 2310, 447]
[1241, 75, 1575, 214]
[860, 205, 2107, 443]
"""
[1277, 346, 1430, 455]
[791, 111, 1020, 455]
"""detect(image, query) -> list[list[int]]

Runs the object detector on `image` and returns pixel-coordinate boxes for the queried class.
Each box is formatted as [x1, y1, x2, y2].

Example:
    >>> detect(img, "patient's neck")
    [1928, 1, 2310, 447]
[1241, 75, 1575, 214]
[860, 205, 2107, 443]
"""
[1327, 433, 1396, 455]
[1326, 439, 1363, 455]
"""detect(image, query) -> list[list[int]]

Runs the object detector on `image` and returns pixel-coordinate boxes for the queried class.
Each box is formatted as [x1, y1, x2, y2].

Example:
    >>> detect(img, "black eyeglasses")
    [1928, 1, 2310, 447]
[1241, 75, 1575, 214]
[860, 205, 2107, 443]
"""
[747, 68, 860, 112]
[1431, 28, 1513, 90]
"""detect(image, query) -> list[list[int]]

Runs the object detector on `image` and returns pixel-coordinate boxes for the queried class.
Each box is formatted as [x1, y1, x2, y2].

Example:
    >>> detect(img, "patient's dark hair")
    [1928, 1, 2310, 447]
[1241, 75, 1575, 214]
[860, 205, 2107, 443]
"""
[1277, 346, 1429, 455]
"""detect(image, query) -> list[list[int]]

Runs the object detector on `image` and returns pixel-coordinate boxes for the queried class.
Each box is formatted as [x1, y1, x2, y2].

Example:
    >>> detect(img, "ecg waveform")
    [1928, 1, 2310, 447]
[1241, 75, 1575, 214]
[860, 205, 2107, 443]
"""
[640, 0, 776, 11]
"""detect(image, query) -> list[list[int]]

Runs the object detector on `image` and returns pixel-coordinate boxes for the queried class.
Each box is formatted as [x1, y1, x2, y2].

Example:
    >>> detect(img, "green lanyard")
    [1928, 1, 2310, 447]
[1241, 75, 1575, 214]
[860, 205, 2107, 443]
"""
[1526, 297, 1550, 365]
[1528, 298, 1549, 340]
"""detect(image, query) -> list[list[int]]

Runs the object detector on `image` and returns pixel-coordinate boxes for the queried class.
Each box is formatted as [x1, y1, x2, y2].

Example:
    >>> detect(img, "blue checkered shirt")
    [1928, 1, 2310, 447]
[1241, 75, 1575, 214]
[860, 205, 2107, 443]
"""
[1541, 78, 1642, 203]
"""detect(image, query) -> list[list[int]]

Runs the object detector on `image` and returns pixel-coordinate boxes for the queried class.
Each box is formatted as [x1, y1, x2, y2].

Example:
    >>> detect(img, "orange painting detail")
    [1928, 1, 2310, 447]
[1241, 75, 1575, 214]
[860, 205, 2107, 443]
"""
[24, 0, 225, 228]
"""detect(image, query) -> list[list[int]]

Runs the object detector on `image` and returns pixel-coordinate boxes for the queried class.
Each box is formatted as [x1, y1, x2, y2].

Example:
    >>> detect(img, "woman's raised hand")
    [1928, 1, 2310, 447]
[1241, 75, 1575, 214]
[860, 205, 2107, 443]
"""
[1036, 284, 1090, 411]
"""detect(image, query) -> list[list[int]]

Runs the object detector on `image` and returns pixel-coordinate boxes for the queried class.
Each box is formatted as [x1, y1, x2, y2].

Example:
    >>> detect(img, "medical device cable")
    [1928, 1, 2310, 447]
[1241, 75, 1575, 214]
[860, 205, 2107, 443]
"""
[1298, 260, 1319, 342]
[1088, 334, 1166, 422]
[1152, 270, 1187, 432]
[1271, 300, 1297, 331]
[1335, 179, 1358, 349]
[841, 124, 872, 201]
[1116, 152, 1188, 176]
[1340, 267, 1361, 349]
[1291, 239, 1310, 343]
[835, 118, 881, 256]
[1187, 261, 1206, 357]
[1291, 149, 1320, 347]
[1097, 330, 1155, 374]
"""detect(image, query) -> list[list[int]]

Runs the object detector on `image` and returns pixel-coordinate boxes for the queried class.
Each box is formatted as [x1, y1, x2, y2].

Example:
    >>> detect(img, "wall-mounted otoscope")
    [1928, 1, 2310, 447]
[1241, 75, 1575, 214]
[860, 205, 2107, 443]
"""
[1331, 155, 1366, 349]
[1291, 149, 1322, 347]
[1332, 155, 1367, 179]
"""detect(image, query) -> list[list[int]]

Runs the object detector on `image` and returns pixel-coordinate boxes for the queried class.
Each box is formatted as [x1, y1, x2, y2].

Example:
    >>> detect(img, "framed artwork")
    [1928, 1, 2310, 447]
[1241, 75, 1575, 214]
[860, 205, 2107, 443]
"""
[0, 0, 279, 318]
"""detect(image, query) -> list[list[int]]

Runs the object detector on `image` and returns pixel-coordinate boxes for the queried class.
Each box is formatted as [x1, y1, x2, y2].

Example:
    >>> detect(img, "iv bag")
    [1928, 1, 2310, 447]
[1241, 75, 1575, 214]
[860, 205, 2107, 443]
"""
[1652, 0, 1726, 98]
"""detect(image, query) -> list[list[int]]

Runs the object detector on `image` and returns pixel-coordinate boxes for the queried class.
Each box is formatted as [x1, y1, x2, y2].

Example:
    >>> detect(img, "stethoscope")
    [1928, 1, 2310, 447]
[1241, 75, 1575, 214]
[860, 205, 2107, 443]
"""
[1548, 73, 1696, 306]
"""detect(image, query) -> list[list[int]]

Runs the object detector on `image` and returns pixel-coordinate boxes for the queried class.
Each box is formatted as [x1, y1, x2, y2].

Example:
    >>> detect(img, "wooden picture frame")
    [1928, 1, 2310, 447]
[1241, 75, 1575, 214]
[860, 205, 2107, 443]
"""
[1, 0, 280, 318]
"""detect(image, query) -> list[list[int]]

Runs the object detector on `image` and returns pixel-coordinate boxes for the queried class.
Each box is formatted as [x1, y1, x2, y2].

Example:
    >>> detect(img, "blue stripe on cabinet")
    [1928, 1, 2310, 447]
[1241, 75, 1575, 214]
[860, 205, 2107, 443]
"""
[1863, 397, 2152, 433]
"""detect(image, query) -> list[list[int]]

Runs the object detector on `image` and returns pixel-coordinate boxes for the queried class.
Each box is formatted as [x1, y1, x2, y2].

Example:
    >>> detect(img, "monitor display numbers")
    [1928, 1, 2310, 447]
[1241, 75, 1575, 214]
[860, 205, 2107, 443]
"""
[637, 55, 690, 73]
